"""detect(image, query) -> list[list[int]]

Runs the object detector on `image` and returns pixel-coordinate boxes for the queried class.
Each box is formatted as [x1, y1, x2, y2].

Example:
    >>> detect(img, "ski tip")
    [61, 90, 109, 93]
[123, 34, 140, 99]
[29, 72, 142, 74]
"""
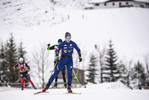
[78, 93, 81, 95]
[76, 93, 81, 95]
[34, 91, 49, 95]
[66, 92, 81, 95]
[34, 92, 41, 95]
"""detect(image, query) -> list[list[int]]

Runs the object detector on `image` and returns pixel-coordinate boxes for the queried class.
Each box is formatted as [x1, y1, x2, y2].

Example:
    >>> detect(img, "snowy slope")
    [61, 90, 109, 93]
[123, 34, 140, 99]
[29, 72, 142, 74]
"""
[0, 81, 149, 100]
[0, 0, 149, 82]
[1, 0, 149, 64]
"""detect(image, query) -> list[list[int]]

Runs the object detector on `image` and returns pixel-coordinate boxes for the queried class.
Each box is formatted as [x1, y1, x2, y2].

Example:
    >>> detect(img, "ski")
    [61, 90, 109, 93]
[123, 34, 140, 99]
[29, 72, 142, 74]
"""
[66, 92, 81, 95]
[34, 91, 49, 95]
[34, 91, 81, 95]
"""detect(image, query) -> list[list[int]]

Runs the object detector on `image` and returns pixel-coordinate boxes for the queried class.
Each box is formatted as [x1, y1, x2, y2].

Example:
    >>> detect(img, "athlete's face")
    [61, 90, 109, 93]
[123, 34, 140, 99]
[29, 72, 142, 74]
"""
[20, 61, 23, 64]
[58, 42, 61, 45]
[65, 36, 71, 42]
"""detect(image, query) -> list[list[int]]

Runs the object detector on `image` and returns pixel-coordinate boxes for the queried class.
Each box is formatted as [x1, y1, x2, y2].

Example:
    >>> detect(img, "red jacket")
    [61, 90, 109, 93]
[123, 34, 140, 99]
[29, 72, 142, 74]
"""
[13, 62, 30, 72]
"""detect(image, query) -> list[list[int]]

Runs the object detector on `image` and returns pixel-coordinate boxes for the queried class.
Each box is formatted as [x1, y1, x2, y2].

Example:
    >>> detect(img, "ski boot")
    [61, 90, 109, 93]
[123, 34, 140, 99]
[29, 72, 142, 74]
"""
[53, 83, 57, 88]
[52, 85, 57, 89]
[33, 86, 37, 89]
[32, 84, 37, 89]
[21, 86, 24, 90]
[42, 85, 49, 92]
[53, 82, 57, 88]
[64, 84, 67, 88]
[67, 86, 72, 93]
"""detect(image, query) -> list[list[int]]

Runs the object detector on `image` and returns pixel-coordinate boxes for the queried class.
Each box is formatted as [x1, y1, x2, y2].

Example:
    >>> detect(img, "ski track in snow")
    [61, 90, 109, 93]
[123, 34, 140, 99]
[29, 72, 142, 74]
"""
[1, 82, 149, 100]
[0, 86, 149, 100]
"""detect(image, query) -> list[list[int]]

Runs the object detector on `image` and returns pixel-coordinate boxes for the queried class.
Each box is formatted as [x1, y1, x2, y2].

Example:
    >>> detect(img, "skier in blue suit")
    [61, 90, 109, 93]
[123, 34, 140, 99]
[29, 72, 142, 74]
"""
[42, 32, 82, 93]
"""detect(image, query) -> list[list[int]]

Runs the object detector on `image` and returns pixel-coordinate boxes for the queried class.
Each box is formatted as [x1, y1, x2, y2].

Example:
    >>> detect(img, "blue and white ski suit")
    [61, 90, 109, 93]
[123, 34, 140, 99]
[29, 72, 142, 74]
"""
[47, 40, 81, 86]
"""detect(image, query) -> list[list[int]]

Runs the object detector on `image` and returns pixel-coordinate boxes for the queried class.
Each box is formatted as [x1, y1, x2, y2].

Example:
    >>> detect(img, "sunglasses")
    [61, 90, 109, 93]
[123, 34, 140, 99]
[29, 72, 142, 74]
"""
[66, 37, 71, 39]
[58, 42, 61, 44]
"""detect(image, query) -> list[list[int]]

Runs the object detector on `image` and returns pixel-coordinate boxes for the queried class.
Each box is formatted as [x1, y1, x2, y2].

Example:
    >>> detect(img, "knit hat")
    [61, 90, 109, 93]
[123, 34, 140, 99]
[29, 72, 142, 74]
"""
[65, 32, 71, 37]
[58, 39, 62, 43]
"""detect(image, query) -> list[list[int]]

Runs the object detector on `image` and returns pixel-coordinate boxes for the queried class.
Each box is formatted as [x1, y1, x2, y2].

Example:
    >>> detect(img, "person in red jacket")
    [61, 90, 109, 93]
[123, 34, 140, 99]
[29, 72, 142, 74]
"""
[12, 58, 36, 90]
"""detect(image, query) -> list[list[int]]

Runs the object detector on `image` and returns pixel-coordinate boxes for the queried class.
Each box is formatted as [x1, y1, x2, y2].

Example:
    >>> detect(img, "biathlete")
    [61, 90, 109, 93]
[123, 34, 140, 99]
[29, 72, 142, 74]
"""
[12, 58, 37, 90]
[42, 32, 82, 93]
[47, 39, 67, 88]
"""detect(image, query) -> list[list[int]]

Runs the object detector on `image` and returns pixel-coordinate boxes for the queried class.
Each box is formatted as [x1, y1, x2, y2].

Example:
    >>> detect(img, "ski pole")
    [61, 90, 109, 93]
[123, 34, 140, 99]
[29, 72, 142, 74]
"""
[72, 69, 81, 84]
[73, 62, 81, 84]
[45, 47, 50, 86]
[13, 66, 16, 81]
[75, 62, 80, 78]
[48, 61, 58, 78]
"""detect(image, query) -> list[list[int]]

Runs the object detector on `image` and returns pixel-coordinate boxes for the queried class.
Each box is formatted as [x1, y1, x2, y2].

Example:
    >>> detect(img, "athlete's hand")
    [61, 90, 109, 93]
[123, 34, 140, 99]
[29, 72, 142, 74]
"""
[79, 56, 82, 62]
[47, 43, 50, 50]
[55, 56, 59, 63]
[28, 68, 31, 72]
[47, 43, 50, 46]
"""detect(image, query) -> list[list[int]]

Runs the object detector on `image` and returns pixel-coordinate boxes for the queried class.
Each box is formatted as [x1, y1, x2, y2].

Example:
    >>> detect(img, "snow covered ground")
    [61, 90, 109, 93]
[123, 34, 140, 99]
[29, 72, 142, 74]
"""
[0, 81, 149, 100]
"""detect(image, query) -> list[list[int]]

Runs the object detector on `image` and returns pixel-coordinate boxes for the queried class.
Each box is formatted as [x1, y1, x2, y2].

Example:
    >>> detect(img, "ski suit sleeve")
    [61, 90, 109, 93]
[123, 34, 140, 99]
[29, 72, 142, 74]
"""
[47, 45, 55, 50]
[25, 63, 30, 70]
[56, 43, 63, 57]
[74, 42, 81, 57]
[12, 64, 18, 69]
[49, 45, 55, 50]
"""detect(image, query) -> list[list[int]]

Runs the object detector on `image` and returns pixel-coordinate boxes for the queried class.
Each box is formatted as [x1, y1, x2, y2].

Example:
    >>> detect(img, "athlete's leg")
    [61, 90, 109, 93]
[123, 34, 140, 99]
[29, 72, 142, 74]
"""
[20, 73, 24, 90]
[62, 66, 67, 87]
[67, 58, 73, 87]
[54, 61, 58, 87]
[26, 72, 36, 89]
[47, 58, 66, 87]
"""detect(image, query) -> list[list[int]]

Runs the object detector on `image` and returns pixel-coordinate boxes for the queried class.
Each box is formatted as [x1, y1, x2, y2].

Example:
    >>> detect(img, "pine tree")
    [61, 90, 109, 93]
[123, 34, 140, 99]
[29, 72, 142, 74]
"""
[103, 40, 119, 82]
[95, 44, 106, 83]
[0, 42, 8, 83]
[86, 54, 98, 84]
[5, 33, 18, 83]
[131, 61, 147, 87]
[117, 60, 128, 85]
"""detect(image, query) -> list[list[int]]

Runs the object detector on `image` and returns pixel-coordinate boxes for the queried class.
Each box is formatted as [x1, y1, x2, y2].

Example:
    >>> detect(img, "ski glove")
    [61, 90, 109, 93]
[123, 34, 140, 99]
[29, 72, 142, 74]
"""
[27, 68, 30, 72]
[47, 43, 50, 50]
[54, 58, 59, 65]
[47, 43, 50, 46]
[79, 56, 82, 62]
[55, 56, 59, 63]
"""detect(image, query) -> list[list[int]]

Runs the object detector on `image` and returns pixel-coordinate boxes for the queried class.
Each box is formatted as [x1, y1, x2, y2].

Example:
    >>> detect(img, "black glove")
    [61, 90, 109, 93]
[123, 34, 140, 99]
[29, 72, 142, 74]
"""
[79, 56, 82, 62]
[54, 59, 59, 69]
[54, 60, 57, 64]
[55, 56, 59, 63]
[47, 43, 50, 50]
[27, 68, 30, 72]
[47, 43, 50, 46]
